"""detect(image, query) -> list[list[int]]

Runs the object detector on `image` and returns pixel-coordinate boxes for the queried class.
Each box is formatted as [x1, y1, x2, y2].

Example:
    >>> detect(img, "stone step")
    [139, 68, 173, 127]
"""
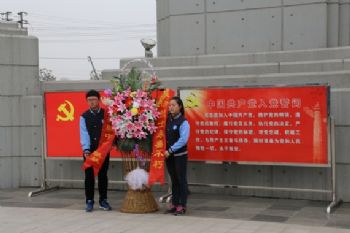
[103, 59, 350, 79]
[119, 46, 350, 68]
[158, 70, 350, 89]
[62, 70, 350, 92]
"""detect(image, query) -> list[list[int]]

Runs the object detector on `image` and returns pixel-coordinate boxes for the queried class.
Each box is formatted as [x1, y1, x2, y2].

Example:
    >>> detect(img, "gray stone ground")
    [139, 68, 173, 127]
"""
[0, 188, 349, 233]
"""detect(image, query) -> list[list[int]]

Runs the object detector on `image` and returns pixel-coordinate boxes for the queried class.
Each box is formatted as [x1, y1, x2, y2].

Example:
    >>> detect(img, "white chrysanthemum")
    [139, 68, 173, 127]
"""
[125, 167, 149, 190]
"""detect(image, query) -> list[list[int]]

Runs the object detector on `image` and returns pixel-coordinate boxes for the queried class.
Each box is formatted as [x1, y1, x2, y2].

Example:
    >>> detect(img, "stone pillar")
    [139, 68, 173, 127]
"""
[0, 22, 41, 188]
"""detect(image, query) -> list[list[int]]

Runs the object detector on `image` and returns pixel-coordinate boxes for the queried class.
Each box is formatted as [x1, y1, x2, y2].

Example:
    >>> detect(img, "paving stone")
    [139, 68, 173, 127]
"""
[250, 214, 288, 223]
[0, 201, 71, 208]
[195, 206, 230, 212]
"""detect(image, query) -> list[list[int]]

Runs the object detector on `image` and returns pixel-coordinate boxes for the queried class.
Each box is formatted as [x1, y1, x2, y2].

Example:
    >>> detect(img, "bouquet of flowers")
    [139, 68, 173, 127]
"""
[103, 67, 161, 154]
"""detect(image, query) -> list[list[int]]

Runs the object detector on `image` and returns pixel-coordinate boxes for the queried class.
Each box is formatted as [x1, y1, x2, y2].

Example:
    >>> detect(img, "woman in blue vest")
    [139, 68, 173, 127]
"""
[164, 96, 190, 215]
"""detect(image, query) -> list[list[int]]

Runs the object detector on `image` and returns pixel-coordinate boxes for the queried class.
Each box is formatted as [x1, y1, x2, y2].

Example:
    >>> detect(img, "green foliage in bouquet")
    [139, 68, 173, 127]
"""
[116, 135, 152, 154]
[137, 135, 152, 153]
[116, 138, 136, 153]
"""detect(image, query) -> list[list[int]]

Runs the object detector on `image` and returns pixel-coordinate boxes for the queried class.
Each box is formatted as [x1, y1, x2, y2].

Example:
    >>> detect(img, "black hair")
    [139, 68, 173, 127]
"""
[86, 89, 100, 99]
[170, 96, 185, 115]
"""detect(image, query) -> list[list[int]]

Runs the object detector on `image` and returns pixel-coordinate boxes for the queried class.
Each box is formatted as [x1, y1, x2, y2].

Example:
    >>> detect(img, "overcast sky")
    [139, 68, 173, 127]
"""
[2, 0, 156, 80]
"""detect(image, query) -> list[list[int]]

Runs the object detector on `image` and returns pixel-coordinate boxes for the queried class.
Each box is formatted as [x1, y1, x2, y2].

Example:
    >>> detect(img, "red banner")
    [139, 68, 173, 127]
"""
[180, 86, 329, 165]
[45, 92, 120, 158]
[148, 89, 175, 185]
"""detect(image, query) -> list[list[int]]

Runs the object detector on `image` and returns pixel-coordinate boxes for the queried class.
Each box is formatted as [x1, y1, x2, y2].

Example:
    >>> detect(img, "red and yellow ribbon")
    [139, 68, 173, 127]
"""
[148, 89, 175, 185]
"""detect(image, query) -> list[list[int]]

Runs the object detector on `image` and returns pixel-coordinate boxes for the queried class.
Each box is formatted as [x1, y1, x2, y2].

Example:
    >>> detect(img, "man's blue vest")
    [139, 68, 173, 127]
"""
[81, 109, 104, 152]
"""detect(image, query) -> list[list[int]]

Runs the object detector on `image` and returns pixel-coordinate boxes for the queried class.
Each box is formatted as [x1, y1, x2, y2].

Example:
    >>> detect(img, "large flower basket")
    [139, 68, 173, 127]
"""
[103, 66, 161, 213]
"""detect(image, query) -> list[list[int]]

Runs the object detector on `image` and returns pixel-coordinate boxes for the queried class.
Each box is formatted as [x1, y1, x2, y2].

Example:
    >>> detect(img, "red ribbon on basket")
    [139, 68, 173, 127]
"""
[82, 110, 115, 176]
[148, 89, 175, 186]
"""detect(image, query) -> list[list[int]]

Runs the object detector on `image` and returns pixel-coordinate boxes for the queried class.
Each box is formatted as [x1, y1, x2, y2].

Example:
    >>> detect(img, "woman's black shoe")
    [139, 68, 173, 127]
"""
[174, 208, 186, 216]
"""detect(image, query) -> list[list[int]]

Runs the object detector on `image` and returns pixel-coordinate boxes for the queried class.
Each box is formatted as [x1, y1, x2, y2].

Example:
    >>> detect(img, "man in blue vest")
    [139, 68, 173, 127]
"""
[80, 89, 111, 212]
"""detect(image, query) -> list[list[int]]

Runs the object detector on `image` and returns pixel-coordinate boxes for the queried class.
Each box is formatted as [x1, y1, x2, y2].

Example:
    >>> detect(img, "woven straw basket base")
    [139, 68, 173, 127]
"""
[120, 188, 159, 213]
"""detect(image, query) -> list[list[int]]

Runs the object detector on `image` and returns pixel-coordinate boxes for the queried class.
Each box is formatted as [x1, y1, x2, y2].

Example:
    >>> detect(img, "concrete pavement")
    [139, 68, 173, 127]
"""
[0, 188, 349, 233]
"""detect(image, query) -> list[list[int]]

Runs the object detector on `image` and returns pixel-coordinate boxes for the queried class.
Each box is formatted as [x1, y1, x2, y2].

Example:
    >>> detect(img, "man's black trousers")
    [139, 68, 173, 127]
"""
[84, 154, 110, 203]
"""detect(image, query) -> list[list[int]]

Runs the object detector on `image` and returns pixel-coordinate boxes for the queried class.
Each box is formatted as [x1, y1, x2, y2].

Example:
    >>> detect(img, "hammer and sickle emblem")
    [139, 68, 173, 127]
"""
[184, 92, 199, 108]
[56, 100, 75, 122]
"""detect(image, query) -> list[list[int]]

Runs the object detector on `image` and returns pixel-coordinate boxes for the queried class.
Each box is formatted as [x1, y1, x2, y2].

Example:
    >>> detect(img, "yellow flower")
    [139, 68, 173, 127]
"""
[130, 92, 137, 97]
[131, 107, 138, 116]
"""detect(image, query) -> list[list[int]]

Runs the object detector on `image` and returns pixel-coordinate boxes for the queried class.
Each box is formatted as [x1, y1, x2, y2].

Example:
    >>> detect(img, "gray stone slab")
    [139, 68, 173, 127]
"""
[0, 201, 70, 208]
[284, 0, 327, 5]
[0, 34, 38, 66]
[207, 8, 282, 54]
[331, 89, 350, 126]
[169, 0, 204, 15]
[168, 14, 205, 56]
[0, 28, 27, 36]
[0, 65, 40, 96]
[0, 126, 41, 157]
[246, 197, 275, 204]
[258, 209, 297, 217]
[43, 192, 82, 200]
[0, 157, 40, 188]
[305, 200, 328, 207]
[156, 0, 169, 20]
[326, 221, 350, 229]
[225, 206, 268, 214]
[334, 126, 350, 163]
[185, 210, 221, 219]
[250, 214, 288, 222]
[293, 206, 330, 219]
[268, 204, 304, 211]
[0, 22, 21, 30]
[273, 199, 311, 206]
[336, 164, 350, 201]
[286, 216, 329, 227]
[206, 0, 282, 12]
[215, 211, 256, 220]
[195, 206, 230, 212]
[157, 18, 170, 57]
[0, 96, 42, 126]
